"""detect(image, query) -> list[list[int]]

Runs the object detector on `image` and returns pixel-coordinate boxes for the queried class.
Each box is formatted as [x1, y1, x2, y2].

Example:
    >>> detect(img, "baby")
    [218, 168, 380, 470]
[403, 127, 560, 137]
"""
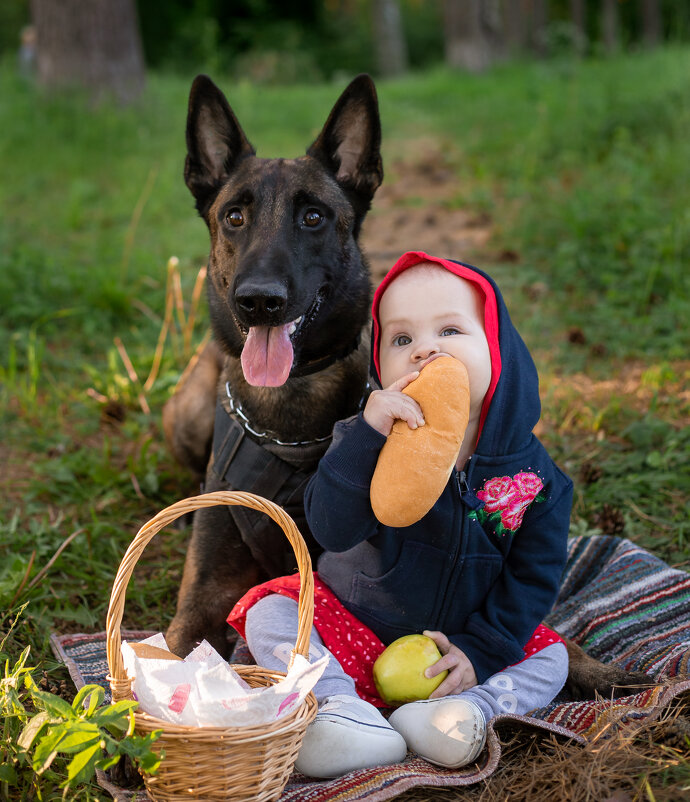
[229, 251, 573, 777]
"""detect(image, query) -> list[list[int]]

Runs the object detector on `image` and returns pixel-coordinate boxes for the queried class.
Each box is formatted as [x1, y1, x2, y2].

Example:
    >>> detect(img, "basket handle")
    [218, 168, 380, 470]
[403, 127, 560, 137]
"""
[105, 491, 314, 697]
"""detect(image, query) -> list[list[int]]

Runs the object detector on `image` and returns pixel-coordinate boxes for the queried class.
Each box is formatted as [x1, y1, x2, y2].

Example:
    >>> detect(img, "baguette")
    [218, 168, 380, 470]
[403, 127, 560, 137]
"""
[370, 356, 470, 527]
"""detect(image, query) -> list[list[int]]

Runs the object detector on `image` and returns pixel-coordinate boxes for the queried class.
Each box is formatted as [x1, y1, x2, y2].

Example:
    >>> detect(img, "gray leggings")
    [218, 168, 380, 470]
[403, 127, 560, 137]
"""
[244, 594, 568, 722]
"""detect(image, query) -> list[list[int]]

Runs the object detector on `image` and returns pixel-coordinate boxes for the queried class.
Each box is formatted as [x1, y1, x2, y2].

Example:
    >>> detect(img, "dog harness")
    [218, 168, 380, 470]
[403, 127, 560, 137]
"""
[209, 394, 330, 577]
[207, 328, 370, 577]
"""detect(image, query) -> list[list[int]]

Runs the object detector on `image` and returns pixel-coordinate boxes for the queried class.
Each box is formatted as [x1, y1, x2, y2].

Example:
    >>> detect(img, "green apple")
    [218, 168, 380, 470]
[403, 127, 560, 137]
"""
[373, 634, 448, 706]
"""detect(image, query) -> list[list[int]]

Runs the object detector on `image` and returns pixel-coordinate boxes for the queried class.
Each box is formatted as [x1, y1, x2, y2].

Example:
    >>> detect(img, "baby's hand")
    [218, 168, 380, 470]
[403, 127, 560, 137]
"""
[423, 630, 477, 698]
[363, 372, 424, 436]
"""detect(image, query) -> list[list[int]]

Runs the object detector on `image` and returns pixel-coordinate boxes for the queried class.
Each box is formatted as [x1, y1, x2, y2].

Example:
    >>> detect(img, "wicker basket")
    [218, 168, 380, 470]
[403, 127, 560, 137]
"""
[105, 491, 318, 802]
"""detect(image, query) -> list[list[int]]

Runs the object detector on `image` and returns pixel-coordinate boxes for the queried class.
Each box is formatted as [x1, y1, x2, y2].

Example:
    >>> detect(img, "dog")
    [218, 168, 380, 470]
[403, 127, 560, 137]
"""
[164, 73, 381, 659]
[164, 74, 652, 700]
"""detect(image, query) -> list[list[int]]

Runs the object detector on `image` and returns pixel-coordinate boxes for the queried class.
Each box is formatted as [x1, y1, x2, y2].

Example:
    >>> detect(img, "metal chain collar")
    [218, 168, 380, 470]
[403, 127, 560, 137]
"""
[225, 380, 371, 448]
[225, 382, 332, 447]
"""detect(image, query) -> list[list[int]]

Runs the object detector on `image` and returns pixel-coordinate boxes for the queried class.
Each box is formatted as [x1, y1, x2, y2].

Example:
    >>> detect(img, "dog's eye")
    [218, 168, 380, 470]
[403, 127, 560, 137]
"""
[226, 209, 244, 227]
[303, 209, 323, 228]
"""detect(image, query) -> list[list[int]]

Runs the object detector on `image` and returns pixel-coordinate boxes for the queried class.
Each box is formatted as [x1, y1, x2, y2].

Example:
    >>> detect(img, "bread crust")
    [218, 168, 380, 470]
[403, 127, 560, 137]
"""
[370, 356, 470, 527]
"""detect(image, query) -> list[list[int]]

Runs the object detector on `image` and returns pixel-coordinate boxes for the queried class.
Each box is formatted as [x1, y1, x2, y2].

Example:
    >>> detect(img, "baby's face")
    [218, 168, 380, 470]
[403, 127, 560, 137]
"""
[378, 264, 492, 422]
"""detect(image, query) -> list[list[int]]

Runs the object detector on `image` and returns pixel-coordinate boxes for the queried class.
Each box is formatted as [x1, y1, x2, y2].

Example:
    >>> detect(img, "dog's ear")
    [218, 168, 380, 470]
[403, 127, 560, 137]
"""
[307, 74, 383, 208]
[184, 75, 256, 214]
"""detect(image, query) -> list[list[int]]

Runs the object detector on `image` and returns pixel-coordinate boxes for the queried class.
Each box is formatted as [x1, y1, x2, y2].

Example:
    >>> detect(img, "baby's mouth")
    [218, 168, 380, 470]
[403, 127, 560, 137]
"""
[418, 352, 452, 372]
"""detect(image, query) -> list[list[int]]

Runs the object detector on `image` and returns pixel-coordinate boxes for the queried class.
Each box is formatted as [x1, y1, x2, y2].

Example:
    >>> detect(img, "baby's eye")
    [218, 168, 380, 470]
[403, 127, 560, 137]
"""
[441, 327, 461, 336]
[392, 334, 411, 347]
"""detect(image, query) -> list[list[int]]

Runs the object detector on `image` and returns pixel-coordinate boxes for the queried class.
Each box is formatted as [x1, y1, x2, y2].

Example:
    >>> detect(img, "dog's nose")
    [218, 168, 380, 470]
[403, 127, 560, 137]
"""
[235, 281, 288, 323]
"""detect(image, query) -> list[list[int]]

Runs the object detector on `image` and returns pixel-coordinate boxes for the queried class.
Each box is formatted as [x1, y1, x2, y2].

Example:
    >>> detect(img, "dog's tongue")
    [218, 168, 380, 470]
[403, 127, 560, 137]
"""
[241, 324, 294, 387]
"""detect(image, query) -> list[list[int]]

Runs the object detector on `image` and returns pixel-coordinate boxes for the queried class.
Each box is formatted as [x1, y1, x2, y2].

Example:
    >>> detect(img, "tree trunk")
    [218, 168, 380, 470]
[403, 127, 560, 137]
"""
[602, 0, 620, 53]
[30, 0, 145, 103]
[530, 0, 549, 54]
[371, 0, 408, 78]
[443, 0, 491, 72]
[502, 0, 528, 54]
[570, 0, 586, 35]
[638, 0, 662, 47]
[506, 0, 549, 55]
[564, 0, 587, 55]
[569, 0, 587, 54]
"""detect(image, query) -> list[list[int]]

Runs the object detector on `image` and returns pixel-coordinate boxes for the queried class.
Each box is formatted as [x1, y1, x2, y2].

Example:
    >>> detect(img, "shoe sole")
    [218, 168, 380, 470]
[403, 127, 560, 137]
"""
[295, 713, 408, 778]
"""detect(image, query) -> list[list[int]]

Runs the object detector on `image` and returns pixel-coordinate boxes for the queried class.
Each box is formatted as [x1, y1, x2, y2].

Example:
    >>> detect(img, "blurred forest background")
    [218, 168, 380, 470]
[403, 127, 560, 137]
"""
[3, 0, 690, 96]
[1, 2, 689, 798]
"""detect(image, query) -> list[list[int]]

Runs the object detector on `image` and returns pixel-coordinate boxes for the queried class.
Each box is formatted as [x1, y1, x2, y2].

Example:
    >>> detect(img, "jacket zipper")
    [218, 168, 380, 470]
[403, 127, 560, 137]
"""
[437, 458, 477, 631]
[458, 468, 470, 495]
[457, 456, 484, 510]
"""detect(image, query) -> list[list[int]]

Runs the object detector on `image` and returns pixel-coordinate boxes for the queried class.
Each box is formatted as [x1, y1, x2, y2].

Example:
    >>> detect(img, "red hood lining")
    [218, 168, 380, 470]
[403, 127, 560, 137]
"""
[371, 251, 501, 439]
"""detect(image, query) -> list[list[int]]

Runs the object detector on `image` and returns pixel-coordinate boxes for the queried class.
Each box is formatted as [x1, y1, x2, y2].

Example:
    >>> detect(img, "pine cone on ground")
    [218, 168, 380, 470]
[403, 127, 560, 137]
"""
[579, 461, 603, 485]
[654, 714, 690, 751]
[592, 504, 626, 535]
[38, 671, 72, 701]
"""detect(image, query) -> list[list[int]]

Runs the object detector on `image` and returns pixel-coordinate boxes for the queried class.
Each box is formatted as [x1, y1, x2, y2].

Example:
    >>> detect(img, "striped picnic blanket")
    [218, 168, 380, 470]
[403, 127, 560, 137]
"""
[546, 534, 690, 679]
[52, 535, 690, 802]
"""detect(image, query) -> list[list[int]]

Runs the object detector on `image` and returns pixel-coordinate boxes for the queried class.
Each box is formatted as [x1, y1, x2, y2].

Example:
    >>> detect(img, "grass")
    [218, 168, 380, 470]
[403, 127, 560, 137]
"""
[1, 46, 689, 798]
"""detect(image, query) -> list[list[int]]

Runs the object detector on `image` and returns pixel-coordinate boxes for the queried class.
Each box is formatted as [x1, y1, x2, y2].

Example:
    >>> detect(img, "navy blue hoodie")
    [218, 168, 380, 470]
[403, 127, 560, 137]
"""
[304, 252, 572, 683]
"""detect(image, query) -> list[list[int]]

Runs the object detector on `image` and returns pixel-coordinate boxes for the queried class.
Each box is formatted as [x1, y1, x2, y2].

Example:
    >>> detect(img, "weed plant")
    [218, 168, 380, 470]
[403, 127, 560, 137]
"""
[1, 47, 689, 797]
[1, 612, 161, 799]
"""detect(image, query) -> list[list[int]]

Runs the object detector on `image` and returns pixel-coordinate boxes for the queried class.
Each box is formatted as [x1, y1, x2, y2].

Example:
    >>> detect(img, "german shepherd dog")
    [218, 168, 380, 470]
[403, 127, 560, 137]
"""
[164, 74, 650, 700]
[165, 74, 381, 660]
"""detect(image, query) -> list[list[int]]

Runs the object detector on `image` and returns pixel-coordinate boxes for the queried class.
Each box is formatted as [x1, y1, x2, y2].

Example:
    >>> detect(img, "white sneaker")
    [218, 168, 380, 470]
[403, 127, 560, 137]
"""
[388, 697, 486, 768]
[295, 694, 408, 778]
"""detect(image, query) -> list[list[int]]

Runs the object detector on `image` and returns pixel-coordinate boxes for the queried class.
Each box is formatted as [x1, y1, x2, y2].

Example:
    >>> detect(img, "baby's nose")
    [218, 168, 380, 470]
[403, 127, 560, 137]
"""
[413, 341, 440, 361]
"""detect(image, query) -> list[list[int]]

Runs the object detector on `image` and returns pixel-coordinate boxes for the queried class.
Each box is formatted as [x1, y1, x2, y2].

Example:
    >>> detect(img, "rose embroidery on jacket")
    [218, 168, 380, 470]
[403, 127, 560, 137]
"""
[476, 471, 545, 535]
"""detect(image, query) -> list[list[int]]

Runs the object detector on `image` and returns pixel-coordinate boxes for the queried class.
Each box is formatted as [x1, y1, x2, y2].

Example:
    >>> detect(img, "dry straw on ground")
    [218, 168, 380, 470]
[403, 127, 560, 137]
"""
[395, 692, 690, 802]
[88, 256, 208, 416]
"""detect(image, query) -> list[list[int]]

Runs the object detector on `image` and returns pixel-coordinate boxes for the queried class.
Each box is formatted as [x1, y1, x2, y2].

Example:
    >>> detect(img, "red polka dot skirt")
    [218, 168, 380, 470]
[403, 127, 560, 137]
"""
[228, 573, 564, 708]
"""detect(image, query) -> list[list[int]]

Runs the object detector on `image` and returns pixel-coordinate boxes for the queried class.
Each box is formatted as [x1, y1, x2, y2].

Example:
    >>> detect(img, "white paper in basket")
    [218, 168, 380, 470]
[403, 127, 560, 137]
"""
[121, 633, 327, 727]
